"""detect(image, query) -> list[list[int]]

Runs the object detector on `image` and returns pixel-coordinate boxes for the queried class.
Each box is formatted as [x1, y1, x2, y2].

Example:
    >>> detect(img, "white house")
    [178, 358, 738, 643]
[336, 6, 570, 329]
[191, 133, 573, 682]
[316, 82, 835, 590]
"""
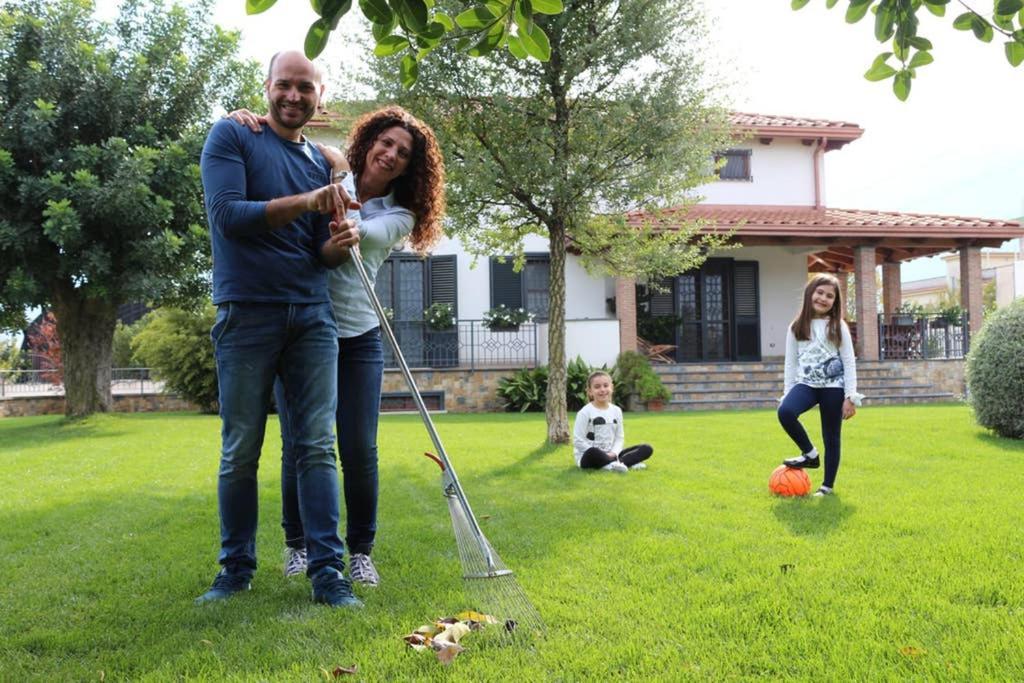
[310, 112, 1024, 411]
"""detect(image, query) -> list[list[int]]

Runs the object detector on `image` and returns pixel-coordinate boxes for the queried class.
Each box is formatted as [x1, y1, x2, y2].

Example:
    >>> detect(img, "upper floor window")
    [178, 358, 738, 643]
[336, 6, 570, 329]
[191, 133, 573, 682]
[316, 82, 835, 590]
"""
[715, 149, 752, 181]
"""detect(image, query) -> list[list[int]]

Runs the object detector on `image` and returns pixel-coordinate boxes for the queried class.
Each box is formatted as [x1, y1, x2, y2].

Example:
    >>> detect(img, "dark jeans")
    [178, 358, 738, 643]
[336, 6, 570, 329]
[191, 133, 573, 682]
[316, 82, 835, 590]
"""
[277, 327, 384, 556]
[211, 302, 343, 578]
[777, 384, 845, 488]
[580, 444, 653, 469]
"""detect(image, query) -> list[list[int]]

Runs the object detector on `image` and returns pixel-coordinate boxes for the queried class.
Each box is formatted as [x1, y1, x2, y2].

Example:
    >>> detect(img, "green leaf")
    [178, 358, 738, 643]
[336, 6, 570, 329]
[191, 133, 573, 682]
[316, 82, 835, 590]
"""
[893, 35, 909, 61]
[246, 0, 277, 15]
[971, 16, 994, 42]
[952, 11, 975, 29]
[1006, 40, 1024, 66]
[845, 0, 873, 24]
[906, 36, 933, 49]
[874, 6, 895, 41]
[373, 34, 410, 55]
[531, 0, 562, 14]
[826, 0, 839, 7]
[893, 69, 911, 100]
[399, 54, 419, 88]
[993, 13, 1014, 30]
[396, 0, 429, 33]
[467, 22, 506, 56]
[304, 19, 330, 58]
[907, 50, 933, 68]
[923, 0, 946, 16]
[515, 0, 534, 34]
[371, 14, 397, 40]
[456, 5, 497, 29]
[996, 0, 1023, 14]
[864, 62, 897, 80]
[319, 0, 352, 29]
[791, 0, 811, 9]
[518, 21, 550, 60]
[433, 11, 454, 30]
[359, 0, 392, 24]
[506, 33, 529, 59]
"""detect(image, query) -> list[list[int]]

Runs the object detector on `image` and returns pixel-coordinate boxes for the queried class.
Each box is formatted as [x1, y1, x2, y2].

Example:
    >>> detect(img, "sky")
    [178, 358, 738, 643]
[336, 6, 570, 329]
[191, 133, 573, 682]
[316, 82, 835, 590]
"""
[187, 0, 1024, 281]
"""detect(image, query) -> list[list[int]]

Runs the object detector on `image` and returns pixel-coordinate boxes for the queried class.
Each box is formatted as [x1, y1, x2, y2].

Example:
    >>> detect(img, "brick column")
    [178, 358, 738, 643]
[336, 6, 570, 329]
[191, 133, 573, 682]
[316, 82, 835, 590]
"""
[881, 261, 902, 317]
[836, 271, 850, 318]
[959, 246, 983, 335]
[853, 246, 879, 360]
[615, 276, 637, 354]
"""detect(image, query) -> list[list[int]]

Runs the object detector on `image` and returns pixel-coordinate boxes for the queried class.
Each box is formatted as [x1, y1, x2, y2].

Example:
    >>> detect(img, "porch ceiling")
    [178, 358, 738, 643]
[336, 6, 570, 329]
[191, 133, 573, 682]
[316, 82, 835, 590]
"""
[627, 204, 1024, 272]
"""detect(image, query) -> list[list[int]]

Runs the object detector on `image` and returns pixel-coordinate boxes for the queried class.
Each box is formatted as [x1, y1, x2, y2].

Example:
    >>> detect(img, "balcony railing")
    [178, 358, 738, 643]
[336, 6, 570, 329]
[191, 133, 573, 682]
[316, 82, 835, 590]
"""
[383, 319, 539, 370]
[878, 314, 969, 360]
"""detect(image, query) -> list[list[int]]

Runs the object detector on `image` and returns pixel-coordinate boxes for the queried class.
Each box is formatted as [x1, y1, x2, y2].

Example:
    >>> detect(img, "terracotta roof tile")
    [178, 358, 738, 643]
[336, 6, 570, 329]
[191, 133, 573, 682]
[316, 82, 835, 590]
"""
[728, 112, 861, 131]
[627, 204, 1024, 241]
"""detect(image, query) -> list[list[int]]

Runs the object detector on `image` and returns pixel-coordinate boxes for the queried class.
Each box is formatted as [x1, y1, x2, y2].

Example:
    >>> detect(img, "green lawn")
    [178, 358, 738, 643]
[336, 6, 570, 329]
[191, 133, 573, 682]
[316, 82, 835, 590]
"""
[1, 405, 1022, 680]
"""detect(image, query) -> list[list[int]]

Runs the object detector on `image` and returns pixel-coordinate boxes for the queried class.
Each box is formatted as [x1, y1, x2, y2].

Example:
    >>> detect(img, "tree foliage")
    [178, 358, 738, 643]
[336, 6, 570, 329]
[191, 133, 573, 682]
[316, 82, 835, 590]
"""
[793, 0, 1024, 100]
[377, 0, 729, 442]
[0, 0, 263, 415]
[247, 0, 566, 85]
[131, 306, 218, 413]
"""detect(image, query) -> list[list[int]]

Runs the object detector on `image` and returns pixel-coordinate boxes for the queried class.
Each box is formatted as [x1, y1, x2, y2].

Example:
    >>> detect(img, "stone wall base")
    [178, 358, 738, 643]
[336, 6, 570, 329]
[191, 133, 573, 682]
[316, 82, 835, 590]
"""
[884, 358, 966, 397]
[381, 368, 509, 412]
[0, 394, 198, 418]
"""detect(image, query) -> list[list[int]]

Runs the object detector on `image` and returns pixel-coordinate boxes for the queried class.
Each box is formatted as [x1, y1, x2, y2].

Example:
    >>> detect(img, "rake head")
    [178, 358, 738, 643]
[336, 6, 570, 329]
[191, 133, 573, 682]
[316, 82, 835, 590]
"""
[442, 482, 545, 644]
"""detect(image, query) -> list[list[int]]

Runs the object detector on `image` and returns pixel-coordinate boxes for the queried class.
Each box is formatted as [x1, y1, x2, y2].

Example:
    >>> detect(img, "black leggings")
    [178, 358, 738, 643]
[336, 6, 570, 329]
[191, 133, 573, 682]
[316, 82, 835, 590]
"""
[580, 444, 653, 469]
[777, 384, 844, 488]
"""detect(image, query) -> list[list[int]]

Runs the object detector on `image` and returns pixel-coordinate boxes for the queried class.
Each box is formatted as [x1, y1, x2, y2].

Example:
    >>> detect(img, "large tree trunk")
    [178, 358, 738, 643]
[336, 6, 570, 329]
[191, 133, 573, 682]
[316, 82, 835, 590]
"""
[545, 220, 569, 444]
[53, 283, 117, 417]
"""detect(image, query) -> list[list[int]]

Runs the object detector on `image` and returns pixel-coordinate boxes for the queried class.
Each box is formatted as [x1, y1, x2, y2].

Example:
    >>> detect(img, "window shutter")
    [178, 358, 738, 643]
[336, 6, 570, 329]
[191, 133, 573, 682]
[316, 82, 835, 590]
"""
[490, 258, 523, 309]
[733, 260, 760, 361]
[650, 277, 675, 317]
[429, 255, 457, 315]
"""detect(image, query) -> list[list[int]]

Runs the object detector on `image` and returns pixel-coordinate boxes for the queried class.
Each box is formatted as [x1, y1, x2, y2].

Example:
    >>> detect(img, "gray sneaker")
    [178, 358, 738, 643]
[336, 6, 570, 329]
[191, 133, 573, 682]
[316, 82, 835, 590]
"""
[284, 546, 307, 577]
[349, 553, 380, 587]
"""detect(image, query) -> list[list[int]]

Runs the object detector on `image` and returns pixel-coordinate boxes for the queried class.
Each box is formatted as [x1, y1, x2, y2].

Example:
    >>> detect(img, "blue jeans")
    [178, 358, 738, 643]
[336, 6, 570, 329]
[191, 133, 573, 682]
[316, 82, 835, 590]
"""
[211, 302, 343, 577]
[277, 327, 384, 556]
[777, 384, 845, 488]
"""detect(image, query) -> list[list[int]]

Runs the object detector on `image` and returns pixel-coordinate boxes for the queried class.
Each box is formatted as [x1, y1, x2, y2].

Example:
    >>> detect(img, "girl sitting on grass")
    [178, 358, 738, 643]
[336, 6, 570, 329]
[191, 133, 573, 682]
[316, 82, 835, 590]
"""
[573, 371, 653, 473]
[778, 274, 864, 496]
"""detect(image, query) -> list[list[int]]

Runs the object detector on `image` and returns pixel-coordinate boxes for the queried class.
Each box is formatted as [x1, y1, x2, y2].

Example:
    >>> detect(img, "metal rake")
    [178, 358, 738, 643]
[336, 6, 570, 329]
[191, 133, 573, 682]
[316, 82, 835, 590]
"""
[347, 244, 544, 642]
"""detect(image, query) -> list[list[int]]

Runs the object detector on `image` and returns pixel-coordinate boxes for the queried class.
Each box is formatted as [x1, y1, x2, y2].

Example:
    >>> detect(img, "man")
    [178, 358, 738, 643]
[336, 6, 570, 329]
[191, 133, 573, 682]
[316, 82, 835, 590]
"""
[196, 50, 360, 607]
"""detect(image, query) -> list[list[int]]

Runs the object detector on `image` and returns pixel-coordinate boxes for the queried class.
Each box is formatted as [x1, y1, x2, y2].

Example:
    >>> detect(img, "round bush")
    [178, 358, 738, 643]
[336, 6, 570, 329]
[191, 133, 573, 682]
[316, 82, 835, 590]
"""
[966, 298, 1024, 439]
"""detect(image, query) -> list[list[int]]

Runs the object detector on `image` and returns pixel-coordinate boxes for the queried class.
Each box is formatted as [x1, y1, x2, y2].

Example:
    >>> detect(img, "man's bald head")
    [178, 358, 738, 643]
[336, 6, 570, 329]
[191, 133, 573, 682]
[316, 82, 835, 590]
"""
[267, 50, 324, 84]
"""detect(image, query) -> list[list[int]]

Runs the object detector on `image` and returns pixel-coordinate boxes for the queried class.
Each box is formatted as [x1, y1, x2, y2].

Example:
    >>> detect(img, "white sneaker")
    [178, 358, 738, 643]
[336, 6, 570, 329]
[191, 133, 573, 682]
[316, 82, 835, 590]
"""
[284, 546, 307, 577]
[601, 461, 628, 473]
[349, 553, 380, 587]
[628, 462, 647, 470]
[812, 486, 834, 497]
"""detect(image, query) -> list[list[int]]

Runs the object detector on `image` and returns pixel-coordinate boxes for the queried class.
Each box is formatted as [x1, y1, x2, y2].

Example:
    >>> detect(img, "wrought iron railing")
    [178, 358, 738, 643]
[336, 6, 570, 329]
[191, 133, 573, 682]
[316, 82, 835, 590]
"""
[383, 319, 539, 370]
[878, 314, 969, 360]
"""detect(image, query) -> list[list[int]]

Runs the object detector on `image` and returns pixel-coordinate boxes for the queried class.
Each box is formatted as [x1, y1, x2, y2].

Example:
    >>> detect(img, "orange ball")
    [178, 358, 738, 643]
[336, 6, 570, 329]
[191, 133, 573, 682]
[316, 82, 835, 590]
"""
[769, 465, 811, 497]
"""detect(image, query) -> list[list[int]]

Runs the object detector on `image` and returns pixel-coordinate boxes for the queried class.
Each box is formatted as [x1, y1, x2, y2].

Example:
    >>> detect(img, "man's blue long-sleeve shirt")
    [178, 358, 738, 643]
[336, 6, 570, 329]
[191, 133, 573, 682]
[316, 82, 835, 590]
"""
[201, 119, 333, 304]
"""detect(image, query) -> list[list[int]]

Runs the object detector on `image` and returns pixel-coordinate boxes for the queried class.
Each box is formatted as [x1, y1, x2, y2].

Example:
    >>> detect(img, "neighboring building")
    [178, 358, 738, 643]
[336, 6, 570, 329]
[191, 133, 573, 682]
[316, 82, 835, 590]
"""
[903, 246, 1024, 310]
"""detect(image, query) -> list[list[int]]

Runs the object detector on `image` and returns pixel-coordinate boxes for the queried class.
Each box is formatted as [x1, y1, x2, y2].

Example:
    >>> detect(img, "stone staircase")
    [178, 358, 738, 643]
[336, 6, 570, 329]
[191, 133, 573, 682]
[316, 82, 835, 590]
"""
[654, 360, 958, 411]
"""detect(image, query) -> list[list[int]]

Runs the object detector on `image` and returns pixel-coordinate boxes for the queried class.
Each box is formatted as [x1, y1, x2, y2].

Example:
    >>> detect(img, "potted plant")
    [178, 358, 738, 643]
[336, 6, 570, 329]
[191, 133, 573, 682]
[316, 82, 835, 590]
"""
[893, 302, 920, 326]
[424, 302, 455, 331]
[483, 305, 533, 331]
[612, 351, 671, 412]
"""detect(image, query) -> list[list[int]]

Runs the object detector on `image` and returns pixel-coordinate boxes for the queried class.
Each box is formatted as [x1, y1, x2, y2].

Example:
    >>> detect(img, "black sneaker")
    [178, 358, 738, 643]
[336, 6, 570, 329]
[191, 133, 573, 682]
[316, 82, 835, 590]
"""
[311, 568, 363, 608]
[195, 568, 252, 604]
[782, 453, 820, 469]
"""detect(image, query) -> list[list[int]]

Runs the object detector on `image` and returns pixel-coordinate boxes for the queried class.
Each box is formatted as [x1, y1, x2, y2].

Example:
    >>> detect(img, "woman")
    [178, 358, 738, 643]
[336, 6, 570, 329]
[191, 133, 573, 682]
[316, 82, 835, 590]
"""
[230, 106, 445, 586]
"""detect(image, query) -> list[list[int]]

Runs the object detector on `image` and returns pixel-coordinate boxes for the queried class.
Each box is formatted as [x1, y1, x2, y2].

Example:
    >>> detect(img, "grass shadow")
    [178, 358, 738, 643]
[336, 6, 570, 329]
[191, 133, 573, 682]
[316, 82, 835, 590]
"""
[772, 495, 857, 537]
[0, 417, 127, 449]
[973, 431, 1024, 452]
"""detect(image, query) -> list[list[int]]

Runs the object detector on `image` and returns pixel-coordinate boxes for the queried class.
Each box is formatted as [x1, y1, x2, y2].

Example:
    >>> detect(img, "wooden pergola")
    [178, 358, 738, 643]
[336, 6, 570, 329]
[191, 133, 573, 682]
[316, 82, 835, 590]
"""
[622, 204, 1024, 360]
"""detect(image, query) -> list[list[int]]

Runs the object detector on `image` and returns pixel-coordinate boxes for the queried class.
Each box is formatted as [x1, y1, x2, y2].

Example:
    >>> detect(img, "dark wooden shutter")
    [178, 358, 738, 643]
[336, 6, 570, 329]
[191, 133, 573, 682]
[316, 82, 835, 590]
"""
[733, 260, 760, 361]
[429, 255, 457, 315]
[490, 257, 522, 309]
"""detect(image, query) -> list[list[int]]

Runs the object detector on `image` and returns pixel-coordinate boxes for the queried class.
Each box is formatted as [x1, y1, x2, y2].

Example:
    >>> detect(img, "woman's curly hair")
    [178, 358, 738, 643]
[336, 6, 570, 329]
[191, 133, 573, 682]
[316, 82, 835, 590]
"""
[345, 106, 446, 254]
